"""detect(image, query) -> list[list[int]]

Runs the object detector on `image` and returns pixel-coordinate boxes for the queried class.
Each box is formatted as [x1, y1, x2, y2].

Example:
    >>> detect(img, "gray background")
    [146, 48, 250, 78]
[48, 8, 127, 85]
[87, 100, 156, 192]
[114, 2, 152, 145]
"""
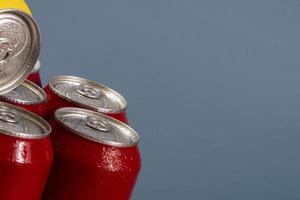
[28, 0, 300, 199]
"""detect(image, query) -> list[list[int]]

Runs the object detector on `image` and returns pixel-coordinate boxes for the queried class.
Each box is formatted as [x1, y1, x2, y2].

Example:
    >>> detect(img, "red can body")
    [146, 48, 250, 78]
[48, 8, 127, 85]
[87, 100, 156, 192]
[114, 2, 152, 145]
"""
[0, 135, 53, 200]
[0, 102, 53, 200]
[44, 85, 128, 123]
[43, 108, 141, 200]
[27, 71, 42, 87]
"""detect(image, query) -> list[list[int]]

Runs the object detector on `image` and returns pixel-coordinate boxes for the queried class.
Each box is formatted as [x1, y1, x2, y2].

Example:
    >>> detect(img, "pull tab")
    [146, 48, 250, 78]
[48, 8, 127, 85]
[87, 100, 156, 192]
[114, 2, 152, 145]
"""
[76, 84, 101, 99]
[0, 38, 13, 65]
[86, 117, 110, 132]
[0, 109, 18, 123]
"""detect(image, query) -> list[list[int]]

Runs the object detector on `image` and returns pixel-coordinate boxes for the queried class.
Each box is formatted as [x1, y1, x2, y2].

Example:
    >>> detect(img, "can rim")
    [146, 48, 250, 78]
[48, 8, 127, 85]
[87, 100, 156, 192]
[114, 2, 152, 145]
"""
[0, 80, 47, 105]
[55, 107, 140, 147]
[48, 75, 128, 114]
[0, 9, 40, 95]
[0, 101, 51, 139]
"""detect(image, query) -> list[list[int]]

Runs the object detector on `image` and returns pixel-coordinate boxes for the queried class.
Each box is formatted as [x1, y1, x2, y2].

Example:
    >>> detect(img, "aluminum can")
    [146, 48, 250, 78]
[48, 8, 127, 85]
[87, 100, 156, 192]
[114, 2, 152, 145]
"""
[0, 80, 48, 118]
[43, 107, 141, 200]
[44, 75, 129, 123]
[27, 59, 42, 87]
[0, 9, 40, 94]
[0, 101, 53, 200]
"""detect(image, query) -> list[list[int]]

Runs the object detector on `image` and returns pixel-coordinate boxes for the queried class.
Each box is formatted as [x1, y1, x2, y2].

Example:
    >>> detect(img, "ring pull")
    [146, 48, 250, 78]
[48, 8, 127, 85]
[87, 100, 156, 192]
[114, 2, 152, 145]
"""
[76, 84, 101, 99]
[86, 117, 110, 132]
[0, 110, 18, 123]
[0, 38, 13, 65]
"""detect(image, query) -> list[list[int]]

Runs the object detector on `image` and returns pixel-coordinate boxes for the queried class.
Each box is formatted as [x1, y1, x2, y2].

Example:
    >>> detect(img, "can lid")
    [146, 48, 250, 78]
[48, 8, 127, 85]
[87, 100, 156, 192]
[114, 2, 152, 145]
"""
[55, 107, 139, 147]
[0, 9, 40, 95]
[31, 59, 41, 73]
[49, 75, 127, 114]
[0, 80, 46, 105]
[0, 101, 51, 139]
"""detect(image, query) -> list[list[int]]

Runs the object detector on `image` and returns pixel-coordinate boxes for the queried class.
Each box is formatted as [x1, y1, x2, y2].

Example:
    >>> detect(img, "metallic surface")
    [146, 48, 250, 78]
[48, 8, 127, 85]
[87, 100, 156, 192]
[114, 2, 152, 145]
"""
[0, 101, 50, 139]
[27, 71, 42, 87]
[48, 75, 127, 114]
[0, 9, 40, 94]
[43, 108, 141, 200]
[0, 134, 53, 200]
[0, 80, 46, 105]
[55, 107, 139, 147]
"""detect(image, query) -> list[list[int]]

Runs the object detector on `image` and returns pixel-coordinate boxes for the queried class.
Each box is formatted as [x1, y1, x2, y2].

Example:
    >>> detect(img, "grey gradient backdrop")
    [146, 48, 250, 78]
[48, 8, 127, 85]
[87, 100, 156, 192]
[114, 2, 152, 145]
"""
[27, 0, 300, 199]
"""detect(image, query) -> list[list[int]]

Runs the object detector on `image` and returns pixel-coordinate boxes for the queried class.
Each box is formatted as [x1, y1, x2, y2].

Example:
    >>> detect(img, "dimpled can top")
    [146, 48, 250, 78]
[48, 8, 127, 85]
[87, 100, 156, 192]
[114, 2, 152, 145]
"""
[0, 80, 46, 105]
[0, 9, 40, 94]
[48, 75, 127, 114]
[55, 107, 139, 147]
[0, 101, 51, 139]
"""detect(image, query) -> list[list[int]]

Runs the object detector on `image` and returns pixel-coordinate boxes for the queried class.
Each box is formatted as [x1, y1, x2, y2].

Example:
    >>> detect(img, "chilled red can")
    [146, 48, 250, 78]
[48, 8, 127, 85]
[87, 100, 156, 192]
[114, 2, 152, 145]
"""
[0, 102, 53, 200]
[43, 107, 141, 200]
[0, 80, 48, 118]
[44, 75, 128, 123]
[27, 59, 42, 87]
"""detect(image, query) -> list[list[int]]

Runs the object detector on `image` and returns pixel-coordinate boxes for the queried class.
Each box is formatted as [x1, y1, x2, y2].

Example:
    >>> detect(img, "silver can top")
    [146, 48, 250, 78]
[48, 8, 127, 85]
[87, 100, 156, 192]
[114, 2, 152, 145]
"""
[0, 9, 40, 94]
[55, 107, 139, 147]
[48, 75, 127, 114]
[0, 80, 46, 105]
[0, 101, 51, 139]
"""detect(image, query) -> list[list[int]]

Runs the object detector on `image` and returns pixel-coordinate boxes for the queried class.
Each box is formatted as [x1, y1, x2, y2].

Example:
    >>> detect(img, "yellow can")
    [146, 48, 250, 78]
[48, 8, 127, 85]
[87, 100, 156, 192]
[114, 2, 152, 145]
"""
[0, 0, 31, 15]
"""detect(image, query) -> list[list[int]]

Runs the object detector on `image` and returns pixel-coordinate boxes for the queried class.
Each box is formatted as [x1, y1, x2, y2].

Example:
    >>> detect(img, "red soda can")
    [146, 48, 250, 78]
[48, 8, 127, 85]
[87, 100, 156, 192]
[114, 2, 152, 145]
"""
[0, 102, 53, 200]
[43, 107, 141, 200]
[0, 80, 48, 118]
[27, 59, 42, 87]
[44, 75, 128, 123]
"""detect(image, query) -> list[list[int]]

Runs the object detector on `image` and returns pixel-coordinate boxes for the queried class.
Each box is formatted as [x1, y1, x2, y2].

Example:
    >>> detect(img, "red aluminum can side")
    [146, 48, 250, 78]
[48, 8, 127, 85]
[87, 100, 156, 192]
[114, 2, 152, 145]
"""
[0, 136, 53, 200]
[0, 102, 53, 200]
[27, 60, 42, 87]
[44, 75, 129, 124]
[27, 71, 42, 87]
[43, 85, 73, 120]
[107, 111, 129, 124]
[15, 101, 48, 119]
[43, 107, 141, 200]
[0, 80, 48, 119]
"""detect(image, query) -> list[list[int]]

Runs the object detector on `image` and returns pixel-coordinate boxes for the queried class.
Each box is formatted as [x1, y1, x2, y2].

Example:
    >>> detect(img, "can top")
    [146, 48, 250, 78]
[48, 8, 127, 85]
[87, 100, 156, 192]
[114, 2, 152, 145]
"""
[0, 9, 40, 95]
[0, 102, 51, 139]
[48, 75, 127, 114]
[55, 107, 139, 147]
[0, 80, 46, 105]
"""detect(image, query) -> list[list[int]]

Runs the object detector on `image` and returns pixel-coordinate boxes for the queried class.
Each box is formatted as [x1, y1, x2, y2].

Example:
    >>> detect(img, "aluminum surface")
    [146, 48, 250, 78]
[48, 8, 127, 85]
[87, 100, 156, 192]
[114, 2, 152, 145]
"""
[48, 75, 127, 114]
[0, 9, 40, 94]
[0, 80, 46, 105]
[55, 107, 139, 147]
[0, 102, 51, 139]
